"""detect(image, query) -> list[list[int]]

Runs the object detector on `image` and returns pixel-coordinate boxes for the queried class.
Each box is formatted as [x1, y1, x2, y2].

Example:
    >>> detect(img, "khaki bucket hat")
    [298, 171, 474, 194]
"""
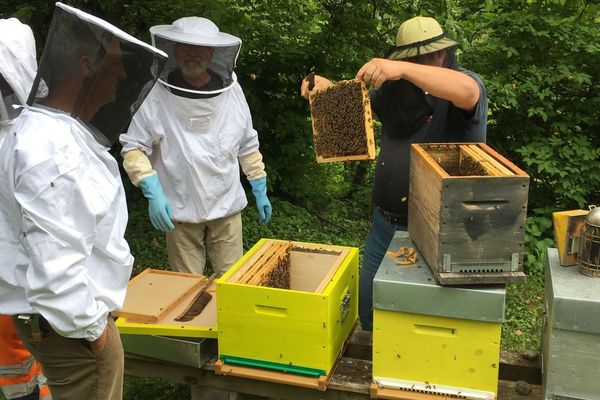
[386, 16, 457, 60]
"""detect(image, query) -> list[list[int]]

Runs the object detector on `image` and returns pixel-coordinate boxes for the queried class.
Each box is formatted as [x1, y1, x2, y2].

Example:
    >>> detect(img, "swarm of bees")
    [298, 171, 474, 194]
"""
[310, 80, 370, 158]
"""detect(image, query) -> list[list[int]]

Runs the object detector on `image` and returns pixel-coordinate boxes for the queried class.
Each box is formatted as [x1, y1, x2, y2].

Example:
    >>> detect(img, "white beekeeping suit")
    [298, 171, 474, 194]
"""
[0, 3, 167, 399]
[120, 17, 271, 274]
[0, 18, 37, 143]
[120, 16, 268, 225]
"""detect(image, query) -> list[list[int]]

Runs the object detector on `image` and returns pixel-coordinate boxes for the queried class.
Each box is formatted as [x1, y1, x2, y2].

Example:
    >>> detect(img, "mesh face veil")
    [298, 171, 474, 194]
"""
[150, 17, 241, 96]
[27, 2, 167, 147]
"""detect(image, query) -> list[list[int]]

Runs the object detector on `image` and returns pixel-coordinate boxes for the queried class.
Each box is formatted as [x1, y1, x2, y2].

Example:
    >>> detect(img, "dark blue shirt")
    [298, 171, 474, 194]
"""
[370, 68, 488, 217]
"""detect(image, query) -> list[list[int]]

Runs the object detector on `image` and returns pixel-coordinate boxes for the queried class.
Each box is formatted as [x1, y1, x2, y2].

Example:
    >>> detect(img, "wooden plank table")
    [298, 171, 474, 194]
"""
[124, 331, 543, 400]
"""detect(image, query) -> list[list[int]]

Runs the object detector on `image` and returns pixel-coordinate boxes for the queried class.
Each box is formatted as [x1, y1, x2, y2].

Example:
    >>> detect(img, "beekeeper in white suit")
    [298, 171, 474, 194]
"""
[0, 3, 167, 399]
[0, 18, 37, 144]
[120, 17, 272, 277]
[0, 18, 54, 400]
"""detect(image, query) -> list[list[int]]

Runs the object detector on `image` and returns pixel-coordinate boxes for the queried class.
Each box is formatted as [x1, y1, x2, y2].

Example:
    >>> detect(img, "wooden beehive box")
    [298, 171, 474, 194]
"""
[309, 80, 376, 163]
[217, 239, 359, 381]
[408, 143, 529, 285]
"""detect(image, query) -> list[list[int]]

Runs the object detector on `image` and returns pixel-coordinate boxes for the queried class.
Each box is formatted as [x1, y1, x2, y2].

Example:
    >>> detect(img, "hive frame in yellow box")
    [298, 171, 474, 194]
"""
[216, 238, 359, 388]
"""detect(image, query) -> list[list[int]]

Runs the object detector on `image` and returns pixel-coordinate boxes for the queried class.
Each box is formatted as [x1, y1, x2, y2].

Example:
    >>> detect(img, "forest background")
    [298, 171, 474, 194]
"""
[2, 0, 599, 398]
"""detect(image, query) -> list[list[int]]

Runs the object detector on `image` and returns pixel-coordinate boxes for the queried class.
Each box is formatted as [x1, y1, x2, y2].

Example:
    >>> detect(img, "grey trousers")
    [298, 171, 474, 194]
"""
[13, 316, 124, 400]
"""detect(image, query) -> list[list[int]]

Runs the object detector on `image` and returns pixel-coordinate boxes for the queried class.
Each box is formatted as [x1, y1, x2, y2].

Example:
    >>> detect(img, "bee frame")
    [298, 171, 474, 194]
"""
[309, 80, 376, 163]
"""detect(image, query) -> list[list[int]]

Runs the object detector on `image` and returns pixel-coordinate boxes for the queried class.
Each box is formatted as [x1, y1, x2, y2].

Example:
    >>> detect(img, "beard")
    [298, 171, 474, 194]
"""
[181, 58, 209, 79]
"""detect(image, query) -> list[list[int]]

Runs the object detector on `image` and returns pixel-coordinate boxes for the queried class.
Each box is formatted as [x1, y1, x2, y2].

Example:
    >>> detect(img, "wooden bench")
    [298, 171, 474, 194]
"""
[124, 331, 543, 399]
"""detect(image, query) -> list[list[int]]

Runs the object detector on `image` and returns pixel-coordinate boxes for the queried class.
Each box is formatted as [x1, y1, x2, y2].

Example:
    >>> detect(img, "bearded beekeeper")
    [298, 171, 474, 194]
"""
[120, 17, 272, 277]
[0, 3, 167, 399]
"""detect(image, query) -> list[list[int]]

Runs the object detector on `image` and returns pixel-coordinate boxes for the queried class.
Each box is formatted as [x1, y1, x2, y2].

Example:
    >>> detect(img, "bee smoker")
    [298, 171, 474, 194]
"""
[577, 205, 600, 277]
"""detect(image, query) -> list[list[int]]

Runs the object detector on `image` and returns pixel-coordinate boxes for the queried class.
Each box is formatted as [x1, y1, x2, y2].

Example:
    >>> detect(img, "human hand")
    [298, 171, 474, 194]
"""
[356, 58, 404, 89]
[139, 174, 174, 232]
[300, 74, 334, 99]
[249, 177, 272, 224]
[90, 325, 108, 357]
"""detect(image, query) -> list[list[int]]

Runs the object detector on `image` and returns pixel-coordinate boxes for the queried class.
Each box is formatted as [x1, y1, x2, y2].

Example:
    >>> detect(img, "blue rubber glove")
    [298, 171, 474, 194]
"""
[139, 174, 174, 232]
[249, 177, 272, 224]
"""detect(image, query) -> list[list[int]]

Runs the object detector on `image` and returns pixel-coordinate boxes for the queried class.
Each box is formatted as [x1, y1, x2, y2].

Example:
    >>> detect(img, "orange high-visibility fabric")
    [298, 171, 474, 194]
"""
[0, 315, 51, 399]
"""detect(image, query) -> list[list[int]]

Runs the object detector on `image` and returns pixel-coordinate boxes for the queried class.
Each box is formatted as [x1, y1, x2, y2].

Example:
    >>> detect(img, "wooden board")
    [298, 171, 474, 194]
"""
[460, 144, 514, 176]
[408, 144, 446, 274]
[116, 269, 206, 323]
[215, 360, 329, 391]
[309, 80, 375, 163]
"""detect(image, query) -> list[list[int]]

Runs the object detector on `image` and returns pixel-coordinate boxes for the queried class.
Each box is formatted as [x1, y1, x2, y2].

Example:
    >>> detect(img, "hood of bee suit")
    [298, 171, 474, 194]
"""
[0, 18, 37, 122]
[27, 2, 168, 147]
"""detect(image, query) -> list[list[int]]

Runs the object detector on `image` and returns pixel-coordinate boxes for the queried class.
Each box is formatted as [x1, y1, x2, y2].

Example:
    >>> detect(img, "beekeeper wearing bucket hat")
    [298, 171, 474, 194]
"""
[302, 16, 488, 331]
[120, 17, 271, 280]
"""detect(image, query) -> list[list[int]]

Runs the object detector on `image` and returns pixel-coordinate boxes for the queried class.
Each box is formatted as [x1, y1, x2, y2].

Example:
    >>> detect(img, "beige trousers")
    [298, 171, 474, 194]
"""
[13, 316, 123, 400]
[166, 212, 243, 275]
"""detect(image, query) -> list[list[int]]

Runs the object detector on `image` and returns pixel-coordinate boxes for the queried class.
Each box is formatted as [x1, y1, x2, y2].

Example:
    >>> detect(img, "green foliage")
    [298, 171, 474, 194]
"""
[123, 376, 189, 400]
[460, 1, 600, 208]
[242, 194, 371, 252]
[502, 275, 545, 351]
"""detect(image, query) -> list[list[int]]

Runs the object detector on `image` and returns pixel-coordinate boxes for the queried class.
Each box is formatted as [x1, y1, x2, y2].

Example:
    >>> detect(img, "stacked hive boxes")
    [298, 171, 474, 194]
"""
[372, 143, 530, 399]
[372, 231, 505, 399]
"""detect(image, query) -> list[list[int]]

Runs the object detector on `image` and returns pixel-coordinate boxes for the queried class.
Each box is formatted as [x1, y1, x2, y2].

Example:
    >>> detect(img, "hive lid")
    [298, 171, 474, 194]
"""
[373, 231, 506, 323]
[545, 248, 600, 335]
[115, 269, 217, 338]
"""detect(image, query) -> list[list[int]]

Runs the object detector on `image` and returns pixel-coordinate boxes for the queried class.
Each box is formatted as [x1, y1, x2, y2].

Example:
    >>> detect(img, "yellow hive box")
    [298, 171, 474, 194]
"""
[217, 239, 359, 377]
[372, 232, 505, 399]
[374, 311, 501, 396]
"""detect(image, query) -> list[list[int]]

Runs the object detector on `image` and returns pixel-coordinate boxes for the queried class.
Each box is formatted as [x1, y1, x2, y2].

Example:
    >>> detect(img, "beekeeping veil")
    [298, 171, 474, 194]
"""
[150, 17, 241, 96]
[0, 18, 37, 124]
[27, 2, 167, 147]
